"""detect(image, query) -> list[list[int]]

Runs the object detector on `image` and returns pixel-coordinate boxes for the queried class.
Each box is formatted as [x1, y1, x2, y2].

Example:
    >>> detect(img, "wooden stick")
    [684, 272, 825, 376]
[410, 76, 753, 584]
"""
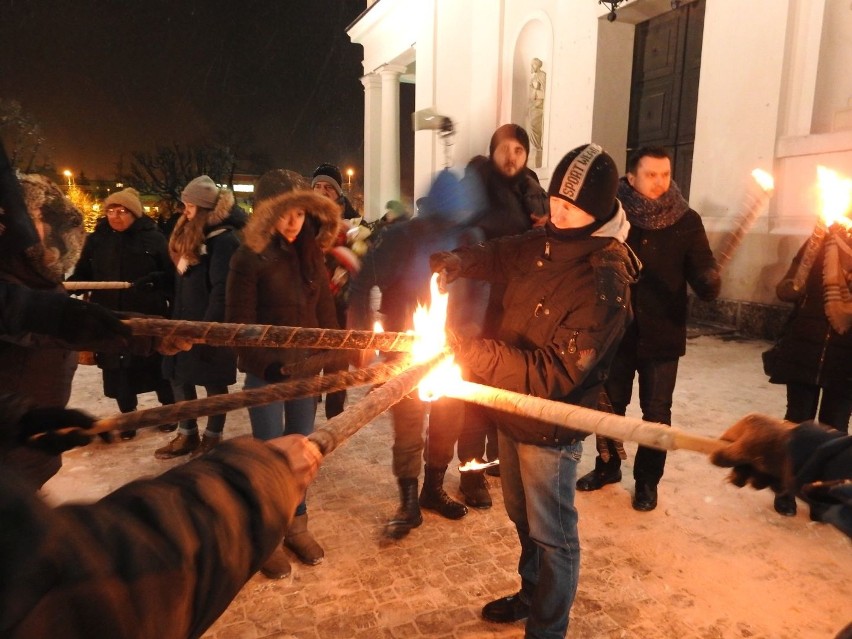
[791, 221, 827, 292]
[715, 170, 774, 270]
[64, 281, 132, 290]
[443, 380, 724, 455]
[123, 317, 416, 352]
[308, 354, 448, 455]
[39, 360, 410, 439]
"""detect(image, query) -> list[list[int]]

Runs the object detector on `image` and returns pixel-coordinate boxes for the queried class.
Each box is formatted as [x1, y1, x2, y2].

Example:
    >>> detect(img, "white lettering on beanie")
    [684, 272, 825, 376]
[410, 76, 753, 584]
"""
[558, 143, 603, 202]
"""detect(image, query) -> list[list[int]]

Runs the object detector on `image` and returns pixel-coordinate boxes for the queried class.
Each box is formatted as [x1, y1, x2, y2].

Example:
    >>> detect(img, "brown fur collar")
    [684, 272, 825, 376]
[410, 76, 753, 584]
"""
[243, 190, 341, 254]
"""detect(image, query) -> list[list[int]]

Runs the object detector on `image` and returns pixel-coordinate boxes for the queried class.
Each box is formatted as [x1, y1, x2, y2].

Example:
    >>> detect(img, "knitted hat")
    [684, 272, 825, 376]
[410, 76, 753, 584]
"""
[181, 175, 219, 209]
[489, 124, 530, 158]
[311, 163, 343, 196]
[548, 144, 619, 222]
[103, 187, 144, 217]
[254, 169, 309, 204]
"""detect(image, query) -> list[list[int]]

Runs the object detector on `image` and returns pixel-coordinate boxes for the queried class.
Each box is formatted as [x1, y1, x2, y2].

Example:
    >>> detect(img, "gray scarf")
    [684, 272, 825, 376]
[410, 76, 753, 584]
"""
[617, 177, 689, 230]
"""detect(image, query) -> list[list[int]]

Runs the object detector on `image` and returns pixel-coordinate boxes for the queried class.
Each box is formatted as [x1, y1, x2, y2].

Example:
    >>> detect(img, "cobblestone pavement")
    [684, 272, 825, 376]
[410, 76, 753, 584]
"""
[45, 334, 852, 639]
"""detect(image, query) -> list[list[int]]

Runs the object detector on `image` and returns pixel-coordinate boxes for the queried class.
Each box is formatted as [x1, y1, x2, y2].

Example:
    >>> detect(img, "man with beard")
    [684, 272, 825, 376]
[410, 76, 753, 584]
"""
[456, 124, 549, 509]
[576, 146, 721, 512]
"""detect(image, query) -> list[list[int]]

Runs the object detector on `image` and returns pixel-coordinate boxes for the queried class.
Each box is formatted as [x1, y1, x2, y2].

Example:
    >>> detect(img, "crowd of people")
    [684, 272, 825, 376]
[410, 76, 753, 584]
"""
[1, 127, 850, 639]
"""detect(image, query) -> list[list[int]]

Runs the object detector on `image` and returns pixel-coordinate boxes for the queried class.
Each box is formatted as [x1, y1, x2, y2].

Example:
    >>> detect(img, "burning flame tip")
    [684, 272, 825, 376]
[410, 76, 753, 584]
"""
[751, 168, 774, 193]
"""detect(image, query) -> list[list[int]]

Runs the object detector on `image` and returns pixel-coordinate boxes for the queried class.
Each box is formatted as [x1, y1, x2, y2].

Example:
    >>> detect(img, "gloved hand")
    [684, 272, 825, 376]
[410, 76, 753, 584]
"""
[155, 335, 194, 355]
[17, 407, 97, 455]
[429, 252, 462, 292]
[264, 362, 288, 383]
[710, 413, 796, 493]
[132, 272, 164, 290]
[325, 390, 346, 419]
[58, 297, 132, 347]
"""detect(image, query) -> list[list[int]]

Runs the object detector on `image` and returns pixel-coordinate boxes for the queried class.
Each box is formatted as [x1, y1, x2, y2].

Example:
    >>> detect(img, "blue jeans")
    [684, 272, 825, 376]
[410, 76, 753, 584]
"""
[605, 355, 680, 484]
[244, 373, 317, 515]
[498, 431, 582, 639]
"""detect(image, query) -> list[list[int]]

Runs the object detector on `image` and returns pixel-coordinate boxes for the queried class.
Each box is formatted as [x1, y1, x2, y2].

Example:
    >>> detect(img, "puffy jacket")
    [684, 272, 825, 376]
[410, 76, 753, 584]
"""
[448, 209, 638, 446]
[226, 190, 340, 381]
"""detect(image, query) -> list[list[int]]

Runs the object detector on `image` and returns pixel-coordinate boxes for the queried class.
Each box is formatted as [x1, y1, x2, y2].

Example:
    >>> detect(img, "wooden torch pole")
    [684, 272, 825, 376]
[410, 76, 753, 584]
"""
[443, 380, 724, 456]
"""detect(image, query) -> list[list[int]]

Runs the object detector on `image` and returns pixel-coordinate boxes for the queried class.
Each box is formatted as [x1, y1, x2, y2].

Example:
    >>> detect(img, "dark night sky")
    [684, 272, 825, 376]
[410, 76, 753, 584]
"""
[0, 0, 366, 180]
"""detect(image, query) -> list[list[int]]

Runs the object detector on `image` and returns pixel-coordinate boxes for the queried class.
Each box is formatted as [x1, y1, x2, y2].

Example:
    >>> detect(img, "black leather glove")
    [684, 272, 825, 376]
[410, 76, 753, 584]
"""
[710, 413, 795, 493]
[264, 362, 288, 383]
[325, 390, 346, 419]
[18, 407, 97, 455]
[132, 271, 166, 290]
[429, 251, 462, 281]
[58, 297, 132, 346]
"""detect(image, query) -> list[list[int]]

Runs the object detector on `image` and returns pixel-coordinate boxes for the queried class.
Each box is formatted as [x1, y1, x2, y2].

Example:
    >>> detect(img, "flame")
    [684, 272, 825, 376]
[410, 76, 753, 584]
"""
[751, 168, 774, 193]
[458, 458, 500, 473]
[816, 165, 852, 229]
[372, 321, 383, 359]
[413, 274, 463, 401]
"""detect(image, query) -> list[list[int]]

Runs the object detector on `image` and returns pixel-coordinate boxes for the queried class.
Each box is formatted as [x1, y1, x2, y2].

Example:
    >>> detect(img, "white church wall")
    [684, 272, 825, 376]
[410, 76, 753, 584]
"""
[689, 0, 789, 304]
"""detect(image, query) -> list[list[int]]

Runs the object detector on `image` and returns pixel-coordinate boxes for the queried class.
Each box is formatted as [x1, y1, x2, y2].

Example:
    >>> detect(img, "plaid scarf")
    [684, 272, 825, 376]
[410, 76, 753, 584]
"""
[617, 177, 690, 230]
[823, 225, 852, 335]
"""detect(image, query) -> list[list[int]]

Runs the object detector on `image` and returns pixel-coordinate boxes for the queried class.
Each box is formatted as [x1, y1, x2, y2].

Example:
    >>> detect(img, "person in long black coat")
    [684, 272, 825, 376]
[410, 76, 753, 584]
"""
[69, 187, 176, 440]
[156, 177, 243, 460]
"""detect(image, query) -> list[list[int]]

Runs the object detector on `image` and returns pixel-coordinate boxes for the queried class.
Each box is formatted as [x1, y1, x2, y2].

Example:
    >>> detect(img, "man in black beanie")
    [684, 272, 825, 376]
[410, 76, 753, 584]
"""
[454, 123, 550, 509]
[576, 146, 720, 513]
[430, 143, 639, 638]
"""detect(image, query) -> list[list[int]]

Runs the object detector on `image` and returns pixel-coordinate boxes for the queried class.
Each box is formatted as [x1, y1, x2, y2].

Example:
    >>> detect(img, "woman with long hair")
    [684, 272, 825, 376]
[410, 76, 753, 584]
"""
[155, 176, 245, 459]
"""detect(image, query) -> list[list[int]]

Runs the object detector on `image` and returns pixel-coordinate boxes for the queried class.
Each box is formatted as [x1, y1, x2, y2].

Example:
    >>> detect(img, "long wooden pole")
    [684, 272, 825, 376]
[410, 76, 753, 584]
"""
[123, 317, 416, 352]
[33, 361, 409, 441]
[443, 380, 724, 455]
[64, 281, 132, 290]
[715, 170, 774, 270]
[308, 354, 448, 455]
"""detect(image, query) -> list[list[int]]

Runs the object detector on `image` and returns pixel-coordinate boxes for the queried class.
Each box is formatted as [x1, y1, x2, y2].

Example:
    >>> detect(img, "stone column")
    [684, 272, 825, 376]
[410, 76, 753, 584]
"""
[360, 73, 382, 222]
[379, 64, 407, 212]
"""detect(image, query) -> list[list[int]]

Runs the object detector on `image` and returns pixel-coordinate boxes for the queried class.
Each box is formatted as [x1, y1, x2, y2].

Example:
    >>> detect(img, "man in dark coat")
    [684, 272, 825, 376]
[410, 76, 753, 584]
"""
[457, 123, 550, 509]
[577, 146, 721, 512]
[348, 169, 485, 538]
[69, 187, 176, 440]
[431, 144, 638, 638]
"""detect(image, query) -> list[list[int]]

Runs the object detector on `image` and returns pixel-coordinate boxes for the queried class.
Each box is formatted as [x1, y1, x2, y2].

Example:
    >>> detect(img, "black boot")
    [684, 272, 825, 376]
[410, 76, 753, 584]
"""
[420, 465, 468, 519]
[386, 478, 423, 539]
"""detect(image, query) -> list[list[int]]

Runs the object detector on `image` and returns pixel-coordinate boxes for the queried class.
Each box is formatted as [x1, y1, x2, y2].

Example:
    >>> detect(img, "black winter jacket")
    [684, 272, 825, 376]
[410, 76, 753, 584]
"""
[162, 215, 242, 386]
[622, 208, 720, 359]
[765, 241, 852, 392]
[69, 215, 172, 317]
[449, 211, 638, 446]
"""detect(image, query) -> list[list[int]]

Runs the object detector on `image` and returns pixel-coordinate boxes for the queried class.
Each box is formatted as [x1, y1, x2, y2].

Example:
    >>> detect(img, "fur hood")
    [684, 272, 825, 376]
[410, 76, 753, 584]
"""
[18, 174, 85, 283]
[243, 190, 341, 254]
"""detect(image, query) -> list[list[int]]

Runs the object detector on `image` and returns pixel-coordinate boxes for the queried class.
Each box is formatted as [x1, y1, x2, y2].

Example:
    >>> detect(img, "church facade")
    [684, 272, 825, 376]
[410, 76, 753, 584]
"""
[348, 0, 852, 336]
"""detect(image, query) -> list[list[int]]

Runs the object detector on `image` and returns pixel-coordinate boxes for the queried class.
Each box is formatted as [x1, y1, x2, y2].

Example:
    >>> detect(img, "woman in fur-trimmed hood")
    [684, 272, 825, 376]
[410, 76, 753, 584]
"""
[156, 176, 244, 461]
[225, 169, 340, 575]
[0, 172, 86, 488]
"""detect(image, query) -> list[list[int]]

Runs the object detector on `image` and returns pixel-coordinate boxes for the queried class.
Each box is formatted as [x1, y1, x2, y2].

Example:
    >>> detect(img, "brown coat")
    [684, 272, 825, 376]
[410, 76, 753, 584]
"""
[0, 437, 302, 639]
[226, 190, 340, 381]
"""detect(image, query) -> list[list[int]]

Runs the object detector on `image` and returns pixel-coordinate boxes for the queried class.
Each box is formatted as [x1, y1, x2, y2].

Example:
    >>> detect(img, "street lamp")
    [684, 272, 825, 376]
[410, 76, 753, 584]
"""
[63, 170, 73, 187]
[346, 168, 354, 189]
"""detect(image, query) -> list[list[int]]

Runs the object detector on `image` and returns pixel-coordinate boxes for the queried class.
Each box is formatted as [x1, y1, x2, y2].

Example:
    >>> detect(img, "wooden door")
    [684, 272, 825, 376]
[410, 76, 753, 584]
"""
[627, 0, 705, 199]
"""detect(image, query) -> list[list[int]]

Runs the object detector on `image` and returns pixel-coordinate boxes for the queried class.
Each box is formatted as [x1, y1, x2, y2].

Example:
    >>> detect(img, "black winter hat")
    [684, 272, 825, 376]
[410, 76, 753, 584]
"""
[489, 124, 530, 158]
[311, 163, 343, 196]
[548, 143, 619, 222]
